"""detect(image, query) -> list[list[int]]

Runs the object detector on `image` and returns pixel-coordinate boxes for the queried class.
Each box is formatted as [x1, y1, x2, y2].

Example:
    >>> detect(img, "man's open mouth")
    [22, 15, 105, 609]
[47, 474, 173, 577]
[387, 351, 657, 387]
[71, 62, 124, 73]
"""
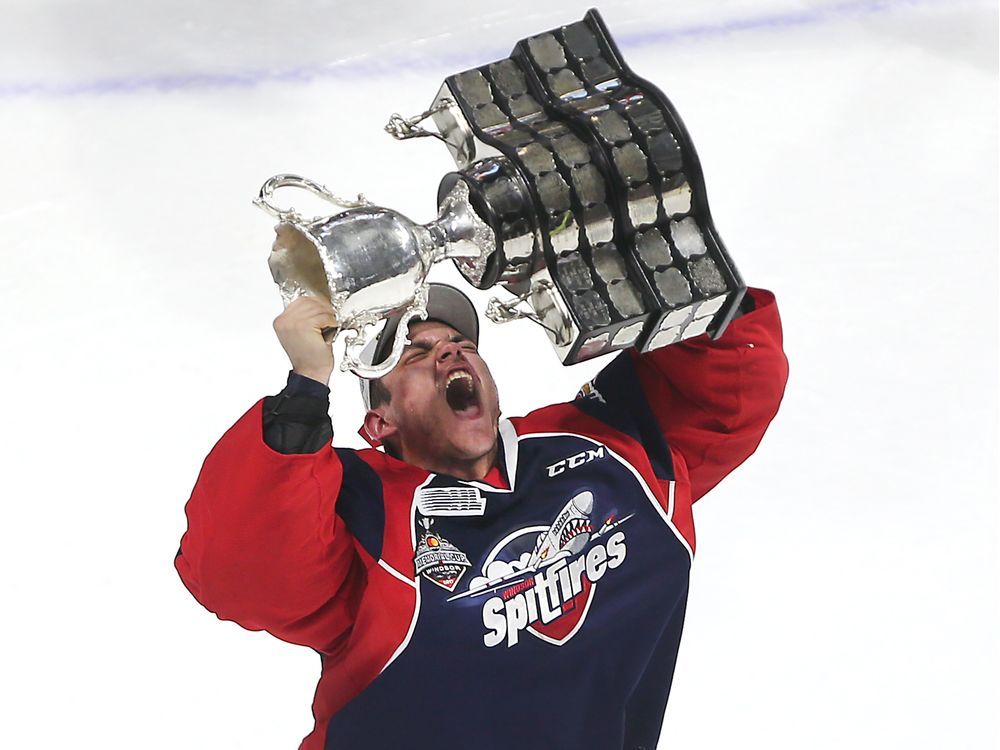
[445, 369, 480, 415]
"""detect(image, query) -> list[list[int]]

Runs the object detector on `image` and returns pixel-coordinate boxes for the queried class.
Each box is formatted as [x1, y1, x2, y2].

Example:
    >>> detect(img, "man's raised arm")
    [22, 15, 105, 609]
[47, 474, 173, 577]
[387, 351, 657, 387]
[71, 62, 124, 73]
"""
[633, 288, 788, 501]
[584, 288, 788, 502]
[175, 297, 366, 653]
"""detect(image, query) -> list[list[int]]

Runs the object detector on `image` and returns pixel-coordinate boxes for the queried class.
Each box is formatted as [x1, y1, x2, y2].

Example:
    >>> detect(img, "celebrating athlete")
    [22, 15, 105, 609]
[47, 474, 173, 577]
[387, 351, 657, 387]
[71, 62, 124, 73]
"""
[176, 282, 788, 749]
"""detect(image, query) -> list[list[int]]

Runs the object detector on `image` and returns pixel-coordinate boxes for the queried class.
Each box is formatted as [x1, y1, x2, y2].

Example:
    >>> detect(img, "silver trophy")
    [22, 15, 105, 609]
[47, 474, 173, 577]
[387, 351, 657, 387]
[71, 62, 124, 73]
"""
[256, 174, 493, 378]
[256, 9, 746, 378]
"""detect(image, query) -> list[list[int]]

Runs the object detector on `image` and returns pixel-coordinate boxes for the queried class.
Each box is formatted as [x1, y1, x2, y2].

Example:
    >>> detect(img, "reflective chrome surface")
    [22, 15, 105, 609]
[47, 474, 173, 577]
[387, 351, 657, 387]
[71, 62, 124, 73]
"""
[431, 180, 495, 286]
[443, 156, 542, 288]
[259, 173, 495, 378]
[485, 269, 576, 353]
[255, 173, 371, 223]
[255, 10, 744, 372]
[430, 81, 504, 169]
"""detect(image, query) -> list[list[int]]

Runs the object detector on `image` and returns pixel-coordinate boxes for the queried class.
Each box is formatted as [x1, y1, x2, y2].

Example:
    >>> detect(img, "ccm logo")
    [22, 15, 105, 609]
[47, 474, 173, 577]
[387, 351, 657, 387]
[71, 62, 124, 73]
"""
[546, 446, 606, 477]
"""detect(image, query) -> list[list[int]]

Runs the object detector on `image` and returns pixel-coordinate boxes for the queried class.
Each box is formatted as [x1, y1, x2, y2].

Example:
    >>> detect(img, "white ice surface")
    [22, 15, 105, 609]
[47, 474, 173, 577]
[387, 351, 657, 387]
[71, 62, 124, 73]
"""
[0, 1, 996, 748]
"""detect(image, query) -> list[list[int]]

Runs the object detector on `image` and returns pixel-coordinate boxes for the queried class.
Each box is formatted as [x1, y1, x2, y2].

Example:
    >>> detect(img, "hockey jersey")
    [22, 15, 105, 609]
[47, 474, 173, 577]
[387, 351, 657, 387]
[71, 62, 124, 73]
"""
[176, 288, 788, 750]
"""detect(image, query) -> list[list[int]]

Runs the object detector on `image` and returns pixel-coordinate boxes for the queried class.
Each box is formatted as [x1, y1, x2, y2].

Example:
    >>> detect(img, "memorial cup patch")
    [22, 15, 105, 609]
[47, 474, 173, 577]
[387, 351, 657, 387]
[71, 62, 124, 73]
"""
[414, 518, 471, 592]
[447, 490, 633, 648]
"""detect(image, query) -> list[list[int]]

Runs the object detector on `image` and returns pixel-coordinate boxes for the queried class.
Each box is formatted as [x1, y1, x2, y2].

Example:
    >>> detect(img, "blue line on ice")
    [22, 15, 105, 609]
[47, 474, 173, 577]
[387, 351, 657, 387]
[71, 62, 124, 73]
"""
[0, 0, 966, 99]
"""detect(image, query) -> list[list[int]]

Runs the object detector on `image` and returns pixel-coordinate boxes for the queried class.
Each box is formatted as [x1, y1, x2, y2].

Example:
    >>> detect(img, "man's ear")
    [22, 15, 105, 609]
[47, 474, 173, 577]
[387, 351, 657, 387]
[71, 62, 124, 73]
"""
[363, 408, 398, 446]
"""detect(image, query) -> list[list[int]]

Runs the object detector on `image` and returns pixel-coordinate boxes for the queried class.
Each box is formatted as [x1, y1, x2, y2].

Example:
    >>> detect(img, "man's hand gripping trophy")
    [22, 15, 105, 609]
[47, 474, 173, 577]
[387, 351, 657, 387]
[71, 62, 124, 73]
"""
[273, 296, 339, 386]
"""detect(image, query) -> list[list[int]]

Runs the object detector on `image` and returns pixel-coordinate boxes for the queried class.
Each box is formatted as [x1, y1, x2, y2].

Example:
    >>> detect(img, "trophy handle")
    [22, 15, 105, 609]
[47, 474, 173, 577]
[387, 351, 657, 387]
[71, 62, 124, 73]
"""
[485, 282, 548, 325]
[254, 173, 372, 224]
[486, 281, 572, 346]
[340, 287, 430, 379]
[385, 99, 455, 142]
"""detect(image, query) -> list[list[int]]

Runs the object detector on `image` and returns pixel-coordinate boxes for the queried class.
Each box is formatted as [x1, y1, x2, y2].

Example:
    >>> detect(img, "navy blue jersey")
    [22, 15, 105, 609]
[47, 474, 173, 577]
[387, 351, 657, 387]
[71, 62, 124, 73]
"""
[177, 289, 788, 750]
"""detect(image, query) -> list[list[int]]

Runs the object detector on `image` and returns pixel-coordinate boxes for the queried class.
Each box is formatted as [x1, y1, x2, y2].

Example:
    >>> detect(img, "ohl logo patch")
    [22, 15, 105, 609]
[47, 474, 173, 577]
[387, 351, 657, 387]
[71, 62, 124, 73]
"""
[447, 490, 633, 648]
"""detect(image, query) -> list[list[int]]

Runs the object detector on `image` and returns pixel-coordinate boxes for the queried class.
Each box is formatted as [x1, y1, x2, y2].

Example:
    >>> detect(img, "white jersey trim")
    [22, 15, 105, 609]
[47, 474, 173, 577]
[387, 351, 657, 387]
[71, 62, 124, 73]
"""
[377, 559, 416, 588]
[377, 476, 427, 675]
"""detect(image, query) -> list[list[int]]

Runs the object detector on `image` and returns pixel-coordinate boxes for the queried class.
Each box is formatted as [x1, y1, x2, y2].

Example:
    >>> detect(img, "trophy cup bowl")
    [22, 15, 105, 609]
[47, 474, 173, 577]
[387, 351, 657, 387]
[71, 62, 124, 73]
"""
[256, 174, 494, 378]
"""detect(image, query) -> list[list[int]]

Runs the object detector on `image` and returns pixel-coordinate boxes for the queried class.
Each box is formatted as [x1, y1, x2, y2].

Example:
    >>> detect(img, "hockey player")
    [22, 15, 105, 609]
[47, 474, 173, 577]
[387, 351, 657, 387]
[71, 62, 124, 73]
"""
[176, 282, 788, 749]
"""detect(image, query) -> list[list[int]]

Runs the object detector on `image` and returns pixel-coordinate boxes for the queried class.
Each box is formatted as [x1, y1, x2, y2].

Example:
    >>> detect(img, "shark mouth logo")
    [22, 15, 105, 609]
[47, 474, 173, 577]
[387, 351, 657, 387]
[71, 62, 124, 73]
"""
[448, 491, 634, 648]
[559, 518, 593, 549]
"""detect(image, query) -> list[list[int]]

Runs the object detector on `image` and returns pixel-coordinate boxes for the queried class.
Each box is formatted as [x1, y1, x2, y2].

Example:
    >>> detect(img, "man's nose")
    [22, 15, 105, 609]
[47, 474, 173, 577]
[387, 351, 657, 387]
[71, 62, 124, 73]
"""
[436, 341, 464, 363]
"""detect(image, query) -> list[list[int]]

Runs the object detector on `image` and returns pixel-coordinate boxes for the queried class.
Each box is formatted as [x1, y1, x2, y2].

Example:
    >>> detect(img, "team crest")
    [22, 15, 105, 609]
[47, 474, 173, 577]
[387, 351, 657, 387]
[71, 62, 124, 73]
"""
[447, 490, 633, 648]
[414, 517, 471, 592]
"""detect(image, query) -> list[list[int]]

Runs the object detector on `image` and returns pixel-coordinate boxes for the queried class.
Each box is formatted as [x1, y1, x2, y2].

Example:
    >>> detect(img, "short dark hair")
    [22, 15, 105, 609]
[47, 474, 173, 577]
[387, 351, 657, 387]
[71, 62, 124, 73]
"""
[369, 378, 391, 409]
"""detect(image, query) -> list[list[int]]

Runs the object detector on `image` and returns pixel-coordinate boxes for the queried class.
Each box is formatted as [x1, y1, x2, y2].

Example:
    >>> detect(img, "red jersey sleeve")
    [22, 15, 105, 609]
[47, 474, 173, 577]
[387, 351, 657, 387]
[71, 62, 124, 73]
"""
[629, 288, 789, 501]
[175, 399, 366, 654]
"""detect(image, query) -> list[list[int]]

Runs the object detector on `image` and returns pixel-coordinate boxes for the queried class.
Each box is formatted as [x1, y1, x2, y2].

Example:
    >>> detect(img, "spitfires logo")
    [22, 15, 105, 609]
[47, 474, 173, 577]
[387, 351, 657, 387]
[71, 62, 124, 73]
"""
[414, 518, 471, 592]
[448, 491, 633, 648]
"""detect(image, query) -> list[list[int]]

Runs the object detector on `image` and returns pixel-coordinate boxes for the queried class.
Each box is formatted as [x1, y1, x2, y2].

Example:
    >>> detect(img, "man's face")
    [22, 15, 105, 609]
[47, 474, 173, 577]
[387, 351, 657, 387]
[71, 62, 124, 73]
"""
[371, 320, 501, 474]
